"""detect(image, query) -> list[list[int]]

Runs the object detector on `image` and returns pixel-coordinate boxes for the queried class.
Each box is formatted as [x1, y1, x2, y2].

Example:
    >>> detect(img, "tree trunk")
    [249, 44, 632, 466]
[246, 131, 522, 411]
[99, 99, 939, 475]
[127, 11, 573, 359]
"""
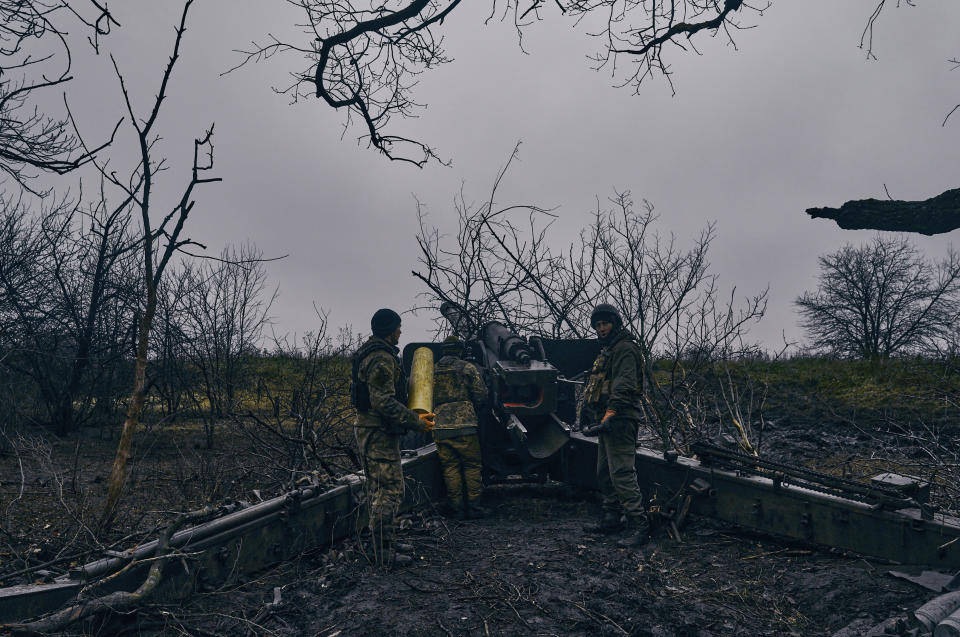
[53, 338, 91, 437]
[100, 287, 156, 531]
[53, 395, 75, 438]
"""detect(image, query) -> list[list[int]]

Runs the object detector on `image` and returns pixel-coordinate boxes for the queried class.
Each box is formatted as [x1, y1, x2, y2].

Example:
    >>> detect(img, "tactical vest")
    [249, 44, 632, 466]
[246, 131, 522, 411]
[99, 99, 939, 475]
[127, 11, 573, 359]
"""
[583, 333, 643, 408]
[433, 358, 476, 406]
[432, 358, 481, 439]
[350, 340, 408, 412]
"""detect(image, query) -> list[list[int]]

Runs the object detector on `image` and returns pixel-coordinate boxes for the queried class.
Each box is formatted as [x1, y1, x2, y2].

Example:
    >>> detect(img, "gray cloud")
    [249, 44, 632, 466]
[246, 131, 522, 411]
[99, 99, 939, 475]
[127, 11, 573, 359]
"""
[42, 0, 960, 349]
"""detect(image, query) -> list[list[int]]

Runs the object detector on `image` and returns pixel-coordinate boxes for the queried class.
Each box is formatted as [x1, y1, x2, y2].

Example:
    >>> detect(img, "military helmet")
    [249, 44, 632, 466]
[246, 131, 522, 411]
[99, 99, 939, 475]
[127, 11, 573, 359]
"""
[590, 303, 623, 329]
[441, 334, 463, 357]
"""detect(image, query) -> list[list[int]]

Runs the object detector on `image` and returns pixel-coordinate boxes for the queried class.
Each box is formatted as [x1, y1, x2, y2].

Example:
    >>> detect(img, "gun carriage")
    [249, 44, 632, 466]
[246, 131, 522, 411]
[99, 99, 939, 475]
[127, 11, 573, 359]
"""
[401, 302, 597, 484]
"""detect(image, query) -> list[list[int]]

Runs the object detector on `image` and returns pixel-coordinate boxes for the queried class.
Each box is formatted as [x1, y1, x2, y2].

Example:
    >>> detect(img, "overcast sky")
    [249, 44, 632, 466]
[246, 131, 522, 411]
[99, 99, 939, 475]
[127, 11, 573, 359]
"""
[56, 1, 960, 350]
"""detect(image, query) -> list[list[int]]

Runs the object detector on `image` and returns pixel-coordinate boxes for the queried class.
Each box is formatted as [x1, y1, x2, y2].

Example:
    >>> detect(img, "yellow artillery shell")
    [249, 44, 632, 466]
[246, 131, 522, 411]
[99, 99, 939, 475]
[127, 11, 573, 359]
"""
[407, 346, 434, 413]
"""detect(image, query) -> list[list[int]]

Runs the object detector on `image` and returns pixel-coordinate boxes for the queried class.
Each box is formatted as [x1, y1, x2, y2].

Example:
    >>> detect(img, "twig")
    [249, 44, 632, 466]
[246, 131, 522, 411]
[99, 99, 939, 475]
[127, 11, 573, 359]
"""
[741, 547, 812, 560]
[502, 598, 529, 627]
[939, 537, 959, 551]
[2, 431, 26, 524]
[568, 600, 629, 635]
[1, 548, 90, 581]
[400, 577, 442, 593]
[436, 617, 453, 637]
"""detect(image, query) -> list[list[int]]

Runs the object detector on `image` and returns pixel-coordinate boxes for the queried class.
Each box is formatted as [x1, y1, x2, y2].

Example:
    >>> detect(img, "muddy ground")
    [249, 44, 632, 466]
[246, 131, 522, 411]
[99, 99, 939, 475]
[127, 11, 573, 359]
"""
[139, 412, 952, 637]
[129, 482, 930, 637]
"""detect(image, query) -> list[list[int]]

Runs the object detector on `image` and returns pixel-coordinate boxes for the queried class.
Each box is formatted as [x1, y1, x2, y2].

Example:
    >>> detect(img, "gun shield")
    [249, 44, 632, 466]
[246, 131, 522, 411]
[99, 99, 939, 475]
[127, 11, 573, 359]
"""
[408, 346, 435, 414]
[525, 414, 572, 459]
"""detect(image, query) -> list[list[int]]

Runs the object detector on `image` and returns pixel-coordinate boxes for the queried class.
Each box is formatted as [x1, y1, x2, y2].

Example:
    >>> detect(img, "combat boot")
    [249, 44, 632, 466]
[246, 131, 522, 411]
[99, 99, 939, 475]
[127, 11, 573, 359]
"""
[369, 533, 413, 569]
[393, 540, 415, 554]
[465, 503, 491, 519]
[374, 548, 413, 569]
[445, 503, 467, 520]
[390, 551, 413, 567]
[384, 528, 414, 554]
[616, 516, 650, 549]
[584, 511, 626, 534]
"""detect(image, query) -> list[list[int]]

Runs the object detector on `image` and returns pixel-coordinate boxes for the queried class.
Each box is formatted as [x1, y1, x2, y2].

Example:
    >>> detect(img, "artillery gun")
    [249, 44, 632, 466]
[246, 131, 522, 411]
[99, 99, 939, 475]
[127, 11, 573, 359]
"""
[400, 302, 595, 483]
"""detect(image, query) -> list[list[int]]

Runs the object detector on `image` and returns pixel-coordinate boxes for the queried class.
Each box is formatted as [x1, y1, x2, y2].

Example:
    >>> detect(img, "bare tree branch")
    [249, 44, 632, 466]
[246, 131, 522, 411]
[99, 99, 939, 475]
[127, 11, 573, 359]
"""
[0, 0, 119, 190]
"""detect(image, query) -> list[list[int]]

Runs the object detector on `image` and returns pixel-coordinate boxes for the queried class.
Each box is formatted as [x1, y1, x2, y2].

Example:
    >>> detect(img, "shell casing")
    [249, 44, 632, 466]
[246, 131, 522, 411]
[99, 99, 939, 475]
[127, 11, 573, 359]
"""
[407, 346, 435, 413]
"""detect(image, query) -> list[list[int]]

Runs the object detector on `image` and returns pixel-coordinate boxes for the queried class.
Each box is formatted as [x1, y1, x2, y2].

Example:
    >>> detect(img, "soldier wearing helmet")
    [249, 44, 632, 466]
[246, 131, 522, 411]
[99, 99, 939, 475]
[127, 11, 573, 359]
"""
[432, 336, 490, 519]
[351, 308, 435, 567]
[581, 303, 651, 548]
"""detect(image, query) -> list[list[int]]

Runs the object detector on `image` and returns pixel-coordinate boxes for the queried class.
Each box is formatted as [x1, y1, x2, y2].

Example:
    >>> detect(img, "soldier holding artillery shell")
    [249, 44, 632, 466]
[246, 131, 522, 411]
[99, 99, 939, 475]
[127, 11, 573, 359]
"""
[351, 308, 435, 568]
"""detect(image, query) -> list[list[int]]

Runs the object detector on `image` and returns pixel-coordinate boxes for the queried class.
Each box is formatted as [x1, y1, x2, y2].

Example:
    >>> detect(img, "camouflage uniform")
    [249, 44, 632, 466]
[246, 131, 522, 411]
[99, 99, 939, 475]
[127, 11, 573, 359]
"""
[432, 355, 487, 513]
[352, 337, 423, 557]
[583, 329, 648, 529]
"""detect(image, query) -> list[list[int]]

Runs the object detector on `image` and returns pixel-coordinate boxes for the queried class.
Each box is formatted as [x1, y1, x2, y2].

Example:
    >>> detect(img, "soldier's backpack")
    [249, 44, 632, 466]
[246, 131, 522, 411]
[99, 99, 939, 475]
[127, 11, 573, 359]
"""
[350, 340, 402, 412]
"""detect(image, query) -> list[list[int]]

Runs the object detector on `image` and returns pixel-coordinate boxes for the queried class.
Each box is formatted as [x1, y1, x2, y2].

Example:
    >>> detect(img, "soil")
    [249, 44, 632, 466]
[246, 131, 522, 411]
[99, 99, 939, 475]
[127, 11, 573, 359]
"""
[144, 410, 953, 637]
[148, 483, 931, 637]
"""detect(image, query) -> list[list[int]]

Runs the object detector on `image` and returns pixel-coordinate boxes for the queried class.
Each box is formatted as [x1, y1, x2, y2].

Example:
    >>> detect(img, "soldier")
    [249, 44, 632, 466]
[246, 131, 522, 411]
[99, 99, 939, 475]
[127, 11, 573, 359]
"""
[352, 308, 435, 567]
[432, 337, 490, 519]
[581, 303, 651, 548]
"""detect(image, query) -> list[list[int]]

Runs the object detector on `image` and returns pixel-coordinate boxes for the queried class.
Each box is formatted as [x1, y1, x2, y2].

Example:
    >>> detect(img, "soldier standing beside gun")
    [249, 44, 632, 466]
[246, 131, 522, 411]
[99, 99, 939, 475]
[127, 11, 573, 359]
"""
[352, 308, 435, 567]
[581, 303, 651, 548]
[432, 337, 490, 519]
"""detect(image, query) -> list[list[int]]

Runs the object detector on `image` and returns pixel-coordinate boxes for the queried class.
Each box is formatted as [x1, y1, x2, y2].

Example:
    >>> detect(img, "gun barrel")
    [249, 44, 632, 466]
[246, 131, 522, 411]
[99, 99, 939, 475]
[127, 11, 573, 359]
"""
[481, 321, 532, 364]
[439, 304, 532, 364]
[440, 302, 471, 338]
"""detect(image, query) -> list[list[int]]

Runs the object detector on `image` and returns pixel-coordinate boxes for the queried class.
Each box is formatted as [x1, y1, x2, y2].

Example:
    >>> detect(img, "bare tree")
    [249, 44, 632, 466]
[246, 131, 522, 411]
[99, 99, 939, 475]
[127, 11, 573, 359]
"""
[41, 198, 140, 435]
[590, 191, 767, 450]
[230, 311, 361, 491]
[177, 243, 276, 448]
[89, 0, 222, 529]
[151, 271, 193, 421]
[413, 152, 597, 338]
[229, 0, 772, 165]
[0, 194, 138, 435]
[796, 235, 960, 360]
[414, 148, 767, 451]
[0, 196, 45, 443]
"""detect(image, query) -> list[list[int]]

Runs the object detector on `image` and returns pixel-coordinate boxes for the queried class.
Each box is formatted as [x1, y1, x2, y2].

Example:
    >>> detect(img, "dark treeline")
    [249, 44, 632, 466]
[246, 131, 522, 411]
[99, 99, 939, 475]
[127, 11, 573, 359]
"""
[0, 197, 282, 442]
[0, 187, 368, 500]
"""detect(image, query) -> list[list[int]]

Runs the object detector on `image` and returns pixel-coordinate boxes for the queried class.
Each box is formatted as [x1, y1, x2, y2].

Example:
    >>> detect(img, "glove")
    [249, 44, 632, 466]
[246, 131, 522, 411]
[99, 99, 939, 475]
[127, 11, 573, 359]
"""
[418, 412, 436, 432]
[581, 421, 607, 436]
[582, 410, 616, 436]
